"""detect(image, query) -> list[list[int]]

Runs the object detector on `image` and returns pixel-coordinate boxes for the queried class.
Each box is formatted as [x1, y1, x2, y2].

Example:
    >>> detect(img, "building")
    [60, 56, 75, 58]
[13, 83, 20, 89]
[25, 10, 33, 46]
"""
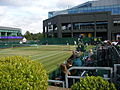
[43, 0, 120, 40]
[0, 26, 22, 39]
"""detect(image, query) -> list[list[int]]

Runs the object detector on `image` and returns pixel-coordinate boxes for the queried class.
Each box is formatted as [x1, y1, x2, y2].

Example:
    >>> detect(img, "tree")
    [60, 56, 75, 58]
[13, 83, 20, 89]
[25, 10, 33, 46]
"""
[24, 31, 32, 40]
[23, 31, 43, 40]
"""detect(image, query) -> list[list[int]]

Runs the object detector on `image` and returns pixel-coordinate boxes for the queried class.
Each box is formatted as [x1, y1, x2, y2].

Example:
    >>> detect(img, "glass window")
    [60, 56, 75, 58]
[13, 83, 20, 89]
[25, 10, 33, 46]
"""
[54, 4, 120, 16]
[62, 23, 71, 30]
[44, 26, 47, 32]
[73, 23, 80, 30]
[80, 22, 95, 30]
[62, 26, 67, 30]
[53, 24, 57, 31]
[112, 8, 118, 14]
[96, 21, 108, 29]
[48, 25, 53, 32]
[48, 12, 53, 18]
[113, 20, 120, 26]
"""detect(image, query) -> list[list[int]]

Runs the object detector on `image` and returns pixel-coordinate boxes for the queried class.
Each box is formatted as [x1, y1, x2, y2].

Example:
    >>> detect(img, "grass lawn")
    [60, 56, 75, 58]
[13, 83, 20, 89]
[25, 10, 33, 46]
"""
[0, 45, 76, 73]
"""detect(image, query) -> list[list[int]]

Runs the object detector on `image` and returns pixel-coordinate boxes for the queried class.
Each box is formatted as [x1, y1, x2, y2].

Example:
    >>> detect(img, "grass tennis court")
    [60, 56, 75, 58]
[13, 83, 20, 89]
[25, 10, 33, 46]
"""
[0, 45, 76, 73]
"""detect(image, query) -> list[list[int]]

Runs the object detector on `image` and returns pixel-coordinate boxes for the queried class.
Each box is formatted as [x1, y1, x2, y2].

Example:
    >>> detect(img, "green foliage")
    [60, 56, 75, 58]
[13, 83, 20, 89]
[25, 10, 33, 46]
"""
[24, 31, 43, 40]
[71, 76, 116, 90]
[24, 31, 33, 40]
[0, 56, 48, 90]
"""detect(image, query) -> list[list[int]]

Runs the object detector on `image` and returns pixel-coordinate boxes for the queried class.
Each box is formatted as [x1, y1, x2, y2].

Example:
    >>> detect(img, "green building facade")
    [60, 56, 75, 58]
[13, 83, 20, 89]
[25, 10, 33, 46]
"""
[0, 26, 21, 37]
[0, 26, 22, 40]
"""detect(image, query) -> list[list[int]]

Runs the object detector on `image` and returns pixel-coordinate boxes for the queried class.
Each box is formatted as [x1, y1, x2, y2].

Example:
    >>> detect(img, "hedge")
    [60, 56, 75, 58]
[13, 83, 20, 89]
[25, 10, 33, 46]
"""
[71, 76, 116, 90]
[0, 56, 48, 90]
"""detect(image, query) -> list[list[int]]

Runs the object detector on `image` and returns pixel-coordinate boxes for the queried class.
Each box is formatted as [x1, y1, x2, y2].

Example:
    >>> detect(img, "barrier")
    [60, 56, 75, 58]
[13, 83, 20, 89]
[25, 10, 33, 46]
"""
[65, 67, 113, 88]
[47, 44, 119, 88]
[114, 64, 120, 78]
[48, 80, 65, 88]
[114, 64, 120, 90]
[40, 38, 78, 45]
[96, 46, 120, 67]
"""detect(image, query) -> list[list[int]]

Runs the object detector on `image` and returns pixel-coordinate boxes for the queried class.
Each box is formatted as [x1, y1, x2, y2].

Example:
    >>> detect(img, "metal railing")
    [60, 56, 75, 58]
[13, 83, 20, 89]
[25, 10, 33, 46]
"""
[114, 64, 120, 78]
[112, 46, 120, 58]
[114, 64, 120, 81]
[114, 64, 120, 90]
[65, 67, 113, 88]
[48, 80, 65, 88]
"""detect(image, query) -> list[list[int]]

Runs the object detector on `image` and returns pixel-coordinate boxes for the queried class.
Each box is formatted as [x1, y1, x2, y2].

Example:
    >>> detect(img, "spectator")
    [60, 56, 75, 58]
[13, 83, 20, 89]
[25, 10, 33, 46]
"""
[73, 57, 83, 67]
[88, 49, 93, 57]
[68, 50, 78, 61]
[66, 60, 72, 69]
[85, 55, 94, 66]
[45, 40, 48, 45]
[60, 64, 71, 81]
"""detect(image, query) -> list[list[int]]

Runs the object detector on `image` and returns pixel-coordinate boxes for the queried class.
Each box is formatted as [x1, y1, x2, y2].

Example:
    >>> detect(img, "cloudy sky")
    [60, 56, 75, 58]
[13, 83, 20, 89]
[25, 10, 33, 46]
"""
[0, 0, 90, 34]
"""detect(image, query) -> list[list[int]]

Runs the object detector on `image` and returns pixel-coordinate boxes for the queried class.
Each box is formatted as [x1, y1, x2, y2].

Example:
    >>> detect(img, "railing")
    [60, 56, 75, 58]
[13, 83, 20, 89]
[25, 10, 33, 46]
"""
[48, 65, 120, 88]
[65, 67, 113, 88]
[48, 80, 65, 88]
[114, 64, 120, 81]
[112, 46, 120, 58]
[114, 64, 120, 90]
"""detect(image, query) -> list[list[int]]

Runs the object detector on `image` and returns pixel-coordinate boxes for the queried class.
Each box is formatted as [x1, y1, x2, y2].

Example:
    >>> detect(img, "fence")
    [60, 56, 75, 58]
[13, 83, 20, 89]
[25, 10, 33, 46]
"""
[39, 38, 78, 45]
[65, 67, 113, 88]
[114, 64, 120, 90]
[48, 80, 65, 88]
[48, 65, 120, 88]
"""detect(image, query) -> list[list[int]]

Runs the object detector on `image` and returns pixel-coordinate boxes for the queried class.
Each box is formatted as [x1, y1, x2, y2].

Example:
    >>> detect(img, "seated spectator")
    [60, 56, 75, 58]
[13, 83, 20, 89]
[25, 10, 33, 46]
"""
[72, 57, 83, 67]
[56, 64, 71, 81]
[85, 55, 94, 66]
[88, 49, 93, 57]
[54, 64, 71, 86]
[66, 60, 72, 69]
[68, 50, 80, 61]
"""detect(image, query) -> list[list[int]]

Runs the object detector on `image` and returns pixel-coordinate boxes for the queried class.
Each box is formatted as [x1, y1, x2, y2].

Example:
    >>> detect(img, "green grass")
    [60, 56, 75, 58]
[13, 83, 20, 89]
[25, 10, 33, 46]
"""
[0, 45, 76, 73]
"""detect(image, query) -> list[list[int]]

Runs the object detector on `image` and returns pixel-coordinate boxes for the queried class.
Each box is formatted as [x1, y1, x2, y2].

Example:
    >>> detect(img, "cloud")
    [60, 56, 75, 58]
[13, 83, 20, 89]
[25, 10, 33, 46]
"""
[0, 0, 90, 34]
[0, 7, 44, 34]
[0, 0, 38, 7]
[56, 0, 76, 9]
[55, 0, 90, 9]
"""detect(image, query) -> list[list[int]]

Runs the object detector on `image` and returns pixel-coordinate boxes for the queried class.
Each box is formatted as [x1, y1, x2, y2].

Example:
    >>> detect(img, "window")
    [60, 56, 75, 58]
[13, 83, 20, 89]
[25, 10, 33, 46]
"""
[73, 22, 95, 30]
[44, 26, 47, 32]
[113, 20, 120, 26]
[73, 23, 80, 30]
[80, 22, 94, 30]
[61, 23, 71, 30]
[62, 26, 67, 30]
[53, 24, 57, 31]
[48, 25, 53, 32]
[96, 22, 108, 29]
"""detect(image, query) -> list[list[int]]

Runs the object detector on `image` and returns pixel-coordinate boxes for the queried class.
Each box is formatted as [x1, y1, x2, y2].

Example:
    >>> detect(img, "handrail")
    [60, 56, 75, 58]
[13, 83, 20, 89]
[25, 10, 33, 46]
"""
[48, 80, 65, 88]
[112, 46, 120, 58]
[68, 67, 112, 71]
[114, 64, 120, 80]
[65, 66, 113, 88]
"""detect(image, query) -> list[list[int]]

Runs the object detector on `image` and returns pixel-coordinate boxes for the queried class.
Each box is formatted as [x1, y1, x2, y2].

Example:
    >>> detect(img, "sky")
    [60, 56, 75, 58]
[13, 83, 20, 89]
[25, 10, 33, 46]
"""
[0, 0, 90, 34]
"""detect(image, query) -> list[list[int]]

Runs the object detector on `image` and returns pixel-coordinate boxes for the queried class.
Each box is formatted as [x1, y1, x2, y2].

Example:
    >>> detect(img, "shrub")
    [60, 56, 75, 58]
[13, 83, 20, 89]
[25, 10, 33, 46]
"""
[71, 76, 116, 90]
[0, 56, 48, 90]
